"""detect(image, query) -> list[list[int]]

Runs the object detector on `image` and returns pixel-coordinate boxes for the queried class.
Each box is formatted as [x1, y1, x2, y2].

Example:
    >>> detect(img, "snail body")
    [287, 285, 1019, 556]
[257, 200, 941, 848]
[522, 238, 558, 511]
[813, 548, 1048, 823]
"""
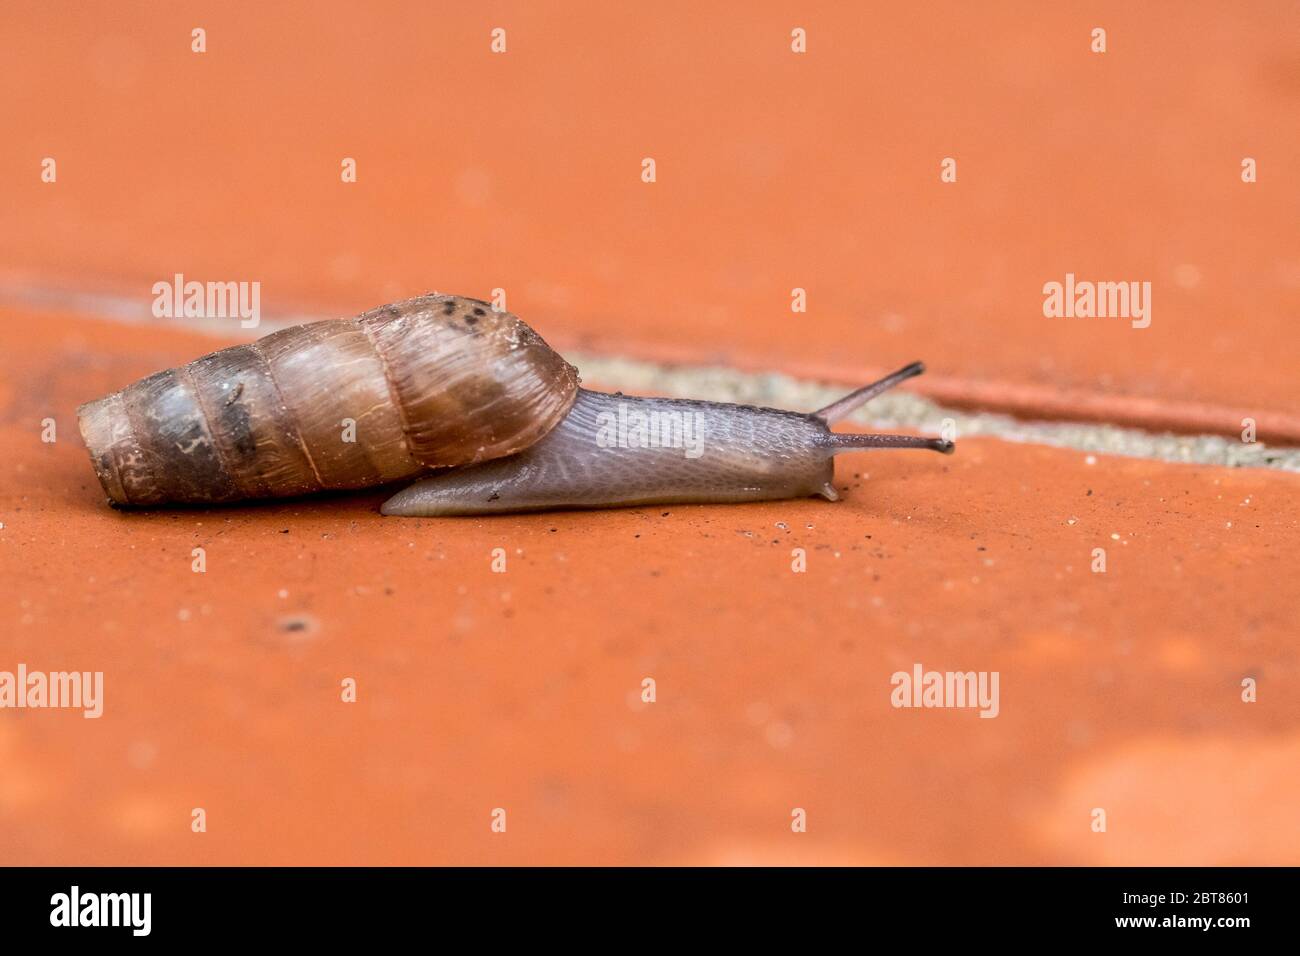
[77, 294, 952, 514]
[382, 387, 940, 516]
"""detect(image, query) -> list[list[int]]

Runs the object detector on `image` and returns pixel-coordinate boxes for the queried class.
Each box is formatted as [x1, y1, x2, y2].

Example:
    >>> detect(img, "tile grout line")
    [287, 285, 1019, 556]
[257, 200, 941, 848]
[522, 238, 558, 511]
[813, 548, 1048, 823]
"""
[6, 284, 1298, 473]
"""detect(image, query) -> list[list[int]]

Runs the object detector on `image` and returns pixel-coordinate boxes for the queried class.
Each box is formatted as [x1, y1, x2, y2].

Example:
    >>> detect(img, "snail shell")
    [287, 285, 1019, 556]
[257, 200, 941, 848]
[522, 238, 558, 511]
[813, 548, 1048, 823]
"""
[77, 295, 579, 506]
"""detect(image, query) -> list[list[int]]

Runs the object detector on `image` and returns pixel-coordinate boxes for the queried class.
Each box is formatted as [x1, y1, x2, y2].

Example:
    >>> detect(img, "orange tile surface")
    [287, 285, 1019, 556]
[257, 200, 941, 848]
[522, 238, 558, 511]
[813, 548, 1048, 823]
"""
[3, 2, 1299, 439]
[1, 311, 1297, 865]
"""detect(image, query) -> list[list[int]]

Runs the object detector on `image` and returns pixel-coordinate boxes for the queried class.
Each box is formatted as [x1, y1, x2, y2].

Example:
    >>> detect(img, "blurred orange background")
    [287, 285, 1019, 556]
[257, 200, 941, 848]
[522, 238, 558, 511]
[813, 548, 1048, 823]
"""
[1, 1, 1297, 865]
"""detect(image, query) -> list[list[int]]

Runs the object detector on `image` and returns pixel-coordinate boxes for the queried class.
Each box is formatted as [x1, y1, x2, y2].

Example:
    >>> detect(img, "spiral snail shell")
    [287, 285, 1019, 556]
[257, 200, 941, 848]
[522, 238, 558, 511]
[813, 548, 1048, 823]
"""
[78, 293, 953, 515]
[77, 295, 578, 506]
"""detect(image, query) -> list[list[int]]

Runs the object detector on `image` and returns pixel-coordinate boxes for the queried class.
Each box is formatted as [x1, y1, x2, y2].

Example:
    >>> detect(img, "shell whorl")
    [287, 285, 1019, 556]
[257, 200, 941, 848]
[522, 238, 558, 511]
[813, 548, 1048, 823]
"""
[76, 295, 580, 506]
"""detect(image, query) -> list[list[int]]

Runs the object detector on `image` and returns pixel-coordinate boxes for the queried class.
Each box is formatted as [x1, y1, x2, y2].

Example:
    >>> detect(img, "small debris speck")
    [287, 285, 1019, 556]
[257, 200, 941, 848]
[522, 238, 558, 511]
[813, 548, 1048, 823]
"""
[275, 613, 320, 639]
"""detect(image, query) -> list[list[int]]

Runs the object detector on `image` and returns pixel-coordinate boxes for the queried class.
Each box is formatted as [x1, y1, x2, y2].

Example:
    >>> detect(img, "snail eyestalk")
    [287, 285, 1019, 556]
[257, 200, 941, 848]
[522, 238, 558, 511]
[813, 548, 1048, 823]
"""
[813, 361, 926, 424]
[825, 433, 955, 454]
[809, 361, 953, 456]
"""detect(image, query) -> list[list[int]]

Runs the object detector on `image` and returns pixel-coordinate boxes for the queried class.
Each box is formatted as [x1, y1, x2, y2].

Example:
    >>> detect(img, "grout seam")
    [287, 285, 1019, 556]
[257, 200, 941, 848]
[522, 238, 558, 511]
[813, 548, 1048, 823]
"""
[5, 283, 1298, 473]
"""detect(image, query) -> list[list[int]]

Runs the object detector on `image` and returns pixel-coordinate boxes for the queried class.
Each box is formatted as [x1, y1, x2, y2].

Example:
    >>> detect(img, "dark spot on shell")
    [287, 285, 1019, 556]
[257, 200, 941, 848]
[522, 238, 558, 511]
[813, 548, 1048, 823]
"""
[473, 307, 486, 317]
[219, 385, 258, 457]
[385, 304, 402, 320]
[443, 301, 457, 315]
[465, 314, 479, 326]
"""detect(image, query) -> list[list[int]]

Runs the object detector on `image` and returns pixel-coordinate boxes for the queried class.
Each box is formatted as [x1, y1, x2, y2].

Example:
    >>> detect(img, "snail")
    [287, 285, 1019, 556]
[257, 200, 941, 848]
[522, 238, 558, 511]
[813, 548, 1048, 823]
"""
[77, 293, 953, 515]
